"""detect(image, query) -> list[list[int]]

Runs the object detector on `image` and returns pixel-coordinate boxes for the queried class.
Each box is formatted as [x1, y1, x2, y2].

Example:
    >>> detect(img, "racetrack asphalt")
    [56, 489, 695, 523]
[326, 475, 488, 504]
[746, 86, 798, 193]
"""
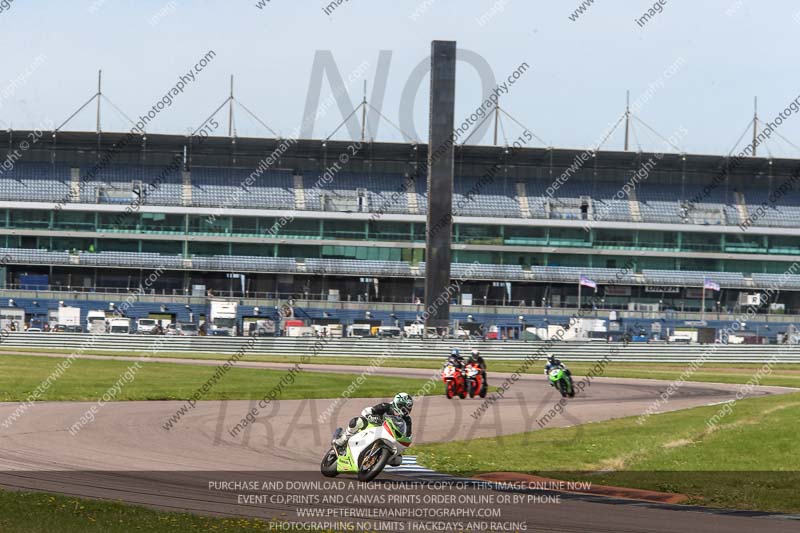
[0, 354, 797, 532]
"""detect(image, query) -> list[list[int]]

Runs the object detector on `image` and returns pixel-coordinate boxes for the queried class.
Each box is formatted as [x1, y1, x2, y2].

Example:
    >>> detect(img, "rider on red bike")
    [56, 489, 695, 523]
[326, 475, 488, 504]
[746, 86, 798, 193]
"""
[467, 349, 487, 387]
[447, 348, 465, 369]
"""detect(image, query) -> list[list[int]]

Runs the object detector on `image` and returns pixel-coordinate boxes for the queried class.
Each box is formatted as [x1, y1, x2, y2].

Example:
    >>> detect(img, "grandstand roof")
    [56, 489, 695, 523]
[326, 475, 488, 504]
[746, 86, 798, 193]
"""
[11, 129, 800, 177]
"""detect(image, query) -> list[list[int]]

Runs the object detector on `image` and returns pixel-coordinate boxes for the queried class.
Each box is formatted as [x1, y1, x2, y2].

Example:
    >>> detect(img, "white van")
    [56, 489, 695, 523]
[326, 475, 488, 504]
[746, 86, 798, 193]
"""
[137, 318, 158, 334]
[377, 326, 402, 337]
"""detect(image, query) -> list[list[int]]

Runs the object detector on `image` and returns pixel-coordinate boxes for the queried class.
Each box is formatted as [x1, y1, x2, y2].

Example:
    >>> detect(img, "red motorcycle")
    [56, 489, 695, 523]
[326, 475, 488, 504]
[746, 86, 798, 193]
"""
[441, 363, 467, 399]
[465, 362, 487, 398]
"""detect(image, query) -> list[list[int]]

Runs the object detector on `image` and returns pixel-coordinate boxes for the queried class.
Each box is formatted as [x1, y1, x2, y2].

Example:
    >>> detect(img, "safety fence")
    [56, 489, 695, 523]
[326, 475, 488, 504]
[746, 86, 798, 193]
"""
[0, 333, 797, 363]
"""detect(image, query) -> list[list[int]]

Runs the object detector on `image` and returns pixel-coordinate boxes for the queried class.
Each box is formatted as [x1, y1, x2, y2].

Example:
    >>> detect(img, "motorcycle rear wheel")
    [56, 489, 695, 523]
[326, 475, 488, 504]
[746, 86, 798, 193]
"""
[320, 448, 339, 477]
[357, 443, 391, 482]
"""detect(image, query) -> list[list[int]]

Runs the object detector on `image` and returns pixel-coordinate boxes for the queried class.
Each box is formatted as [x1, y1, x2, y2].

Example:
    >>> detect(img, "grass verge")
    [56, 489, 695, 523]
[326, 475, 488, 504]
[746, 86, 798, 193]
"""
[3, 346, 799, 388]
[414, 392, 800, 513]
[0, 354, 441, 402]
[0, 489, 281, 532]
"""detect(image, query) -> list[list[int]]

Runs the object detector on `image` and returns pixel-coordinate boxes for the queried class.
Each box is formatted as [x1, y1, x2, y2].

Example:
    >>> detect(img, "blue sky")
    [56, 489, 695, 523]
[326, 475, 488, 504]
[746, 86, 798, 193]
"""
[0, 0, 798, 157]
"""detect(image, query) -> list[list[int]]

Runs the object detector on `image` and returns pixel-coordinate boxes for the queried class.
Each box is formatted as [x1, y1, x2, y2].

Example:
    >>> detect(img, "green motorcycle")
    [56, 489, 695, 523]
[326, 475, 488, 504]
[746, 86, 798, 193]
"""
[321, 415, 412, 482]
[548, 366, 575, 398]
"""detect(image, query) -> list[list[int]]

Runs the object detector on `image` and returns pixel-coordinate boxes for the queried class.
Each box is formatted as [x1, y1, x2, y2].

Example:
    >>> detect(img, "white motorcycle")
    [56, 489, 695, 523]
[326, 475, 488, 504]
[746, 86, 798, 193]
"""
[321, 414, 412, 482]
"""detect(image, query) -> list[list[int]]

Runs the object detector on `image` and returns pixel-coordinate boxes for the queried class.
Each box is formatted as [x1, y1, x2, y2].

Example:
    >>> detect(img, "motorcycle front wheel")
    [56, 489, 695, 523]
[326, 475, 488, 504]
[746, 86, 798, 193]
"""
[445, 380, 454, 399]
[357, 443, 391, 482]
[320, 448, 339, 477]
[558, 379, 568, 398]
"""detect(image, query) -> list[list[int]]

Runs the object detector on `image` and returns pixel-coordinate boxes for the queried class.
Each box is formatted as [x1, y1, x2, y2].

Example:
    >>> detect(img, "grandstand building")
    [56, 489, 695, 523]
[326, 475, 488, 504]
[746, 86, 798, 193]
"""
[2, 129, 800, 335]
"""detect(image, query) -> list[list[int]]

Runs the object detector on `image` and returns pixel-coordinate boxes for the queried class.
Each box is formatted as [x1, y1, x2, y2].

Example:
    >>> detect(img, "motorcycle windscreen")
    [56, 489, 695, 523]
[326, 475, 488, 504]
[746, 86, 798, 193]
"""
[385, 416, 412, 444]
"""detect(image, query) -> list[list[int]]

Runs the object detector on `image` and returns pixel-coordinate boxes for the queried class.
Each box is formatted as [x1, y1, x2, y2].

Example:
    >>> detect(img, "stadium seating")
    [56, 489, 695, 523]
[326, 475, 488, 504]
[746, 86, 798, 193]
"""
[191, 167, 294, 209]
[525, 178, 632, 222]
[192, 255, 297, 272]
[751, 272, 800, 289]
[741, 186, 800, 227]
[81, 164, 182, 206]
[306, 258, 411, 276]
[79, 251, 184, 269]
[530, 265, 638, 284]
[418, 262, 525, 280]
[6, 162, 795, 231]
[0, 247, 71, 265]
[642, 269, 746, 287]
[452, 176, 520, 217]
[303, 173, 410, 214]
[0, 163, 71, 202]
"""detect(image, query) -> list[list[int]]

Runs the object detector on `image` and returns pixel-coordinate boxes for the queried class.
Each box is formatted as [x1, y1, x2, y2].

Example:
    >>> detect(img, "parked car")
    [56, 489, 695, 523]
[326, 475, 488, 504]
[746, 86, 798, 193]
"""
[52, 324, 67, 332]
[136, 318, 159, 335]
[376, 326, 402, 338]
[26, 327, 42, 333]
[65, 325, 84, 333]
[165, 323, 178, 335]
[176, 323, 198, 336]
